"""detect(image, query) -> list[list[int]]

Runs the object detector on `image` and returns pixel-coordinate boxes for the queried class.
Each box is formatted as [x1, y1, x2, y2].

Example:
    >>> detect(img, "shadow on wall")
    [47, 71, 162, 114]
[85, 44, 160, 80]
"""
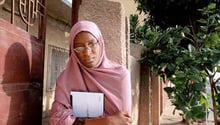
[1, 42, 42, 125]
[3, 43, 30, 83]
[1, 42, 30, 125]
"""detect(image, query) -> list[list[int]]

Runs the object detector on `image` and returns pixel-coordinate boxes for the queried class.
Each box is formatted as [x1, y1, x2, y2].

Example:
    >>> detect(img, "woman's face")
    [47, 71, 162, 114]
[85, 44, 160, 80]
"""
[73, 31, 101, 68]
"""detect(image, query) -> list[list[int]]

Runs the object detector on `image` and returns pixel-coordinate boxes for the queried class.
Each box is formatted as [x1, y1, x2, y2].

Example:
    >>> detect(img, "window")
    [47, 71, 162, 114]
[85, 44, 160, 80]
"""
[47, 45, 69, 91]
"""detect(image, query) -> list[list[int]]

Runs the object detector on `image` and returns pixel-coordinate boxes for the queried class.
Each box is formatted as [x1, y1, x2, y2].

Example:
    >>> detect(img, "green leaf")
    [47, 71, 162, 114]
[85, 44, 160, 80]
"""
[188, 44, 195, 53]
[197, 19, 207, 24]
[191, 106, 206, 119]
[207, 3, 216, 10]
[192, 82, 205, 91]
[185, 111, 193, 121]
[200, 97, 209, 108]
[215, 27, 220, 32]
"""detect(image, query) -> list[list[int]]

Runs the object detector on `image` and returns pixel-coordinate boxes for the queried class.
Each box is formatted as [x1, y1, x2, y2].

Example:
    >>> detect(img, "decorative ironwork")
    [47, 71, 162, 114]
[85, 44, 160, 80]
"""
[0, 0, 5, 5]
[1, 0, 46, 41]
[18, 0, 45, 26]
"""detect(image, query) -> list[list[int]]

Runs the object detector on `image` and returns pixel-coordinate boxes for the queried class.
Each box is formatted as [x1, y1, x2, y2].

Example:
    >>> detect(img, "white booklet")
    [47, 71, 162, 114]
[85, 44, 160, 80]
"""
[70, 91, 104, 118]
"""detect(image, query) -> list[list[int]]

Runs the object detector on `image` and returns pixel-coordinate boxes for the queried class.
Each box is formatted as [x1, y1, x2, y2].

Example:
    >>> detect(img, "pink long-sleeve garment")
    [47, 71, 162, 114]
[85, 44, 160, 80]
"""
[50, 20, 131, 125]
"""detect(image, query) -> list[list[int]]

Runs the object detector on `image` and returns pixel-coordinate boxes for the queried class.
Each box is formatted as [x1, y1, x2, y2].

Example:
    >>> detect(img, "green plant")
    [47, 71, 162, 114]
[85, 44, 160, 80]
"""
[142, 25, 209, 122]
[130, 14, 161, 45]
[131, 2, 220, 124]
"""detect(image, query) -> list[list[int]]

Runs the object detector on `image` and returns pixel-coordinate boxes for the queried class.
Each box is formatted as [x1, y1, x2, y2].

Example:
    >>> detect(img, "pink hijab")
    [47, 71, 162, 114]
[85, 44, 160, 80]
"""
[54, 20, 131, 118]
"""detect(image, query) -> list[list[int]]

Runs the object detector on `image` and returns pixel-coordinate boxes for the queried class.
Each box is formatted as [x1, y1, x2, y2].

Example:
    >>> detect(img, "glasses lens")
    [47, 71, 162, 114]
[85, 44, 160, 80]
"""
[88, 42, 98, 48]
[74, 47, 84, 53]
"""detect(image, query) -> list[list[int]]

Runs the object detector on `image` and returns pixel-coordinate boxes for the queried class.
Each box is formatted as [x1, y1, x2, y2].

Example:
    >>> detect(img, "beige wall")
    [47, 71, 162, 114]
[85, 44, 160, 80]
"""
[130, 43, 144, 125]
[111, 0, 146, 22]
[78, 0, 128, 66]
[42, 16, 70, 121]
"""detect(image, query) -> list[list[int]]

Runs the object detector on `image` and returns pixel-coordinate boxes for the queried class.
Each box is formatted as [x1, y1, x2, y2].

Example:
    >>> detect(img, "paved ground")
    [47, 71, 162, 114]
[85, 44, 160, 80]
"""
[160, 100, 186, 125]
[43, 99, 215, 125]
[160, 100, 215, 125]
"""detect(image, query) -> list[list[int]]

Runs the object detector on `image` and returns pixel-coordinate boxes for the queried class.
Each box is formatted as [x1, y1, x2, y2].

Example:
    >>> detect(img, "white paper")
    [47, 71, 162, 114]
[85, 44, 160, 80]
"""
[70, 91, 104, 118]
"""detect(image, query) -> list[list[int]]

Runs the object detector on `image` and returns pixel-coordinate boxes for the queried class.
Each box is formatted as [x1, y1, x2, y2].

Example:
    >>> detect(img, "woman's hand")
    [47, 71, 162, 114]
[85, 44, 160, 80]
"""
[85, 112, 132, 125]
[106, 112, 132, 125]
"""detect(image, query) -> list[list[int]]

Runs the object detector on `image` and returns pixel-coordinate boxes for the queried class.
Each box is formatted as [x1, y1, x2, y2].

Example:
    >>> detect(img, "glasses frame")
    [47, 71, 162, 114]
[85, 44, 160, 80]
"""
[73, 42, 99, 53]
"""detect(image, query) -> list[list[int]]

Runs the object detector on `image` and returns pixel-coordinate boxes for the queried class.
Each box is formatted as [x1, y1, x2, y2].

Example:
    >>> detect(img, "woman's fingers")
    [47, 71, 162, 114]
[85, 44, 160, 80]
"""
[120, 112, 132, 124]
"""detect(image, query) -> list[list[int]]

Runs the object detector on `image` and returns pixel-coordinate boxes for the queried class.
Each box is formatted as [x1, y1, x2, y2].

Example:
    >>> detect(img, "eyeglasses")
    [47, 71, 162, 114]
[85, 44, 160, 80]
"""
[73, 42, 99, 53]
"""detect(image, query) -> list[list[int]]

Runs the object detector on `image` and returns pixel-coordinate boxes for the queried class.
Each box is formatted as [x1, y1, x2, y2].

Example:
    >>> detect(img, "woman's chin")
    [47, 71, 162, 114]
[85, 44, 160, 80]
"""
[83, 62, 95, 68]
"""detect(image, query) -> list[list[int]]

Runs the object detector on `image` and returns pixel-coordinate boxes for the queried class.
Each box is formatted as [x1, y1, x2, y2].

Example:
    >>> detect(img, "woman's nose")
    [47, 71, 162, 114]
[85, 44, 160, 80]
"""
[82, 46, 92, 55]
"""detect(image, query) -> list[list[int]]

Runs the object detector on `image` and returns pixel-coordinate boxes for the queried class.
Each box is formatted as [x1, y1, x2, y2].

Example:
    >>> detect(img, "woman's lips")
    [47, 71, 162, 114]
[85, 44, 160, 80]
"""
[83, 57, 94, 63]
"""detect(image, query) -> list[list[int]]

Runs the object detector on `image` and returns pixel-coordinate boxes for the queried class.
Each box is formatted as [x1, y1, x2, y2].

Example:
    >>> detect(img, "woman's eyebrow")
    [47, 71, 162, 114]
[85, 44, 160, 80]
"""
[74, 42, 83, 45]
[88, 39, 97, 43]
[74, 43, 84, 47]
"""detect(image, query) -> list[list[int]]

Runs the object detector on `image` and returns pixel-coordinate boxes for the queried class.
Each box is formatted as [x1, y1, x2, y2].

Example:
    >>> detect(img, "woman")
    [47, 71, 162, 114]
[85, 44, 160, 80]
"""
[50, 20, 132, 125]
